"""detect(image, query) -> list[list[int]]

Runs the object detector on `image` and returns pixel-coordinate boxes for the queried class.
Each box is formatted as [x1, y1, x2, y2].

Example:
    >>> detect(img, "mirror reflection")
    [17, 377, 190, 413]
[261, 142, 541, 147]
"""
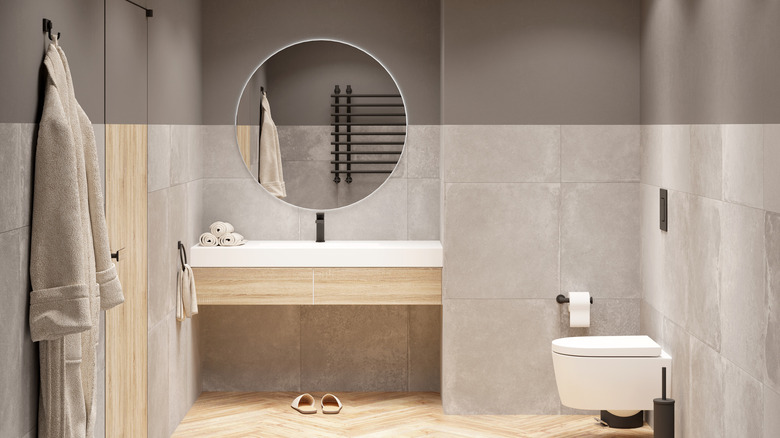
[236, 40, 407, 210]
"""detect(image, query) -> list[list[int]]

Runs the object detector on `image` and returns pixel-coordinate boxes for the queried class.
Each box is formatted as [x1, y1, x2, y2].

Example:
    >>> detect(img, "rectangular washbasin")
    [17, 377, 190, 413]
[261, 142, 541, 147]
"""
[190, 240, 443, 268]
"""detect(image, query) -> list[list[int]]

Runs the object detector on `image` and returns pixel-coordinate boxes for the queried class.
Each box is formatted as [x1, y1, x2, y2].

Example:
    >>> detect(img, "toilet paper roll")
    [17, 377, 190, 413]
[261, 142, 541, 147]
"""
[568, 291, 591, 328]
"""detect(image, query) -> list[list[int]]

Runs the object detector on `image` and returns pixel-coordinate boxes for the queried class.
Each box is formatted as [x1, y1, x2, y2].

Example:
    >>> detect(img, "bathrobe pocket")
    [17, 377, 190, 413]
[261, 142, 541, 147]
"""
[30, 284, 91, 342]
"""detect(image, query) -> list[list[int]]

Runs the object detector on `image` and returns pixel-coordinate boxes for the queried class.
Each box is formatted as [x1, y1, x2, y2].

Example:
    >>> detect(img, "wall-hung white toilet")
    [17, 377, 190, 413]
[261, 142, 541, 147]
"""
[551, 335, 671, 428]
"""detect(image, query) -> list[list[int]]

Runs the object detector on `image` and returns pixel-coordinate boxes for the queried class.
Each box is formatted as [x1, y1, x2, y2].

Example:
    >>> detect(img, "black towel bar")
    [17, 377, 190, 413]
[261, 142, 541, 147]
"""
[177, 241, 187, 271]
[330, 151, 402, 155]
[331, 141, 405, 146]
[331, 170, 393, 174]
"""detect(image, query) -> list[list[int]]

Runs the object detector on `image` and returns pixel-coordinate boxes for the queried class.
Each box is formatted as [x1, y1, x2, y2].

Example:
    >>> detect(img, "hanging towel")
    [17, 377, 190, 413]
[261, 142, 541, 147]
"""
[218, 232, 246, 246]
[209, 221, 234, 238]
[30, 36, 124, 438]
[259, 92, 287, 198]
[176, 264, 198, 321]
[199, 232, 218, 247]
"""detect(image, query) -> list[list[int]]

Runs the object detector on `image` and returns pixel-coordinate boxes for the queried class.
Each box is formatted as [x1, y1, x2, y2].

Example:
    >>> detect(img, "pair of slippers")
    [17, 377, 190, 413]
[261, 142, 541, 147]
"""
[291, 393, 342, 414]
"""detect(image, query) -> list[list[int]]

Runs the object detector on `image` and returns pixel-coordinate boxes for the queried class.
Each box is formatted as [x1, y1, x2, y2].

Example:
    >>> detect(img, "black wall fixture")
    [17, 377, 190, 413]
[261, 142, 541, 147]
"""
[660, 188, 668, 231]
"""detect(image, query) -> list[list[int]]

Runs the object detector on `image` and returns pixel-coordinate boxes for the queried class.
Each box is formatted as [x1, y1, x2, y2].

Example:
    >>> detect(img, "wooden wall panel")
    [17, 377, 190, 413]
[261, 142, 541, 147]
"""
[105, 124, 148, 437]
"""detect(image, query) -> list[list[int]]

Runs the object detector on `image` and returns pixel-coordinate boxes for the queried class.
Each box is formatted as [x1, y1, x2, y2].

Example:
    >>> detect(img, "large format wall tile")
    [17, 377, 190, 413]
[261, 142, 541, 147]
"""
[659, 125, 692, 194]
[407, 125, 440, 179]
[764, 124, 780, 213]
[19, 124, 36, 229]
[201, 125, 251, 179]
[444, 183, 560, 299]
[201, 306, 300, 391]
[167, 315, 200, 435]
[639, 299, 664, 345]
[764, 386, 780, 438]
[722, 124, 764, 209]
[720, 202, 767, 381]
[559, 298, 639, 338]
[301, 306, 408, 391]
[148, 190, 171, 328]
[688, 337, 724, 438]
[765, 211, 780, 392]
[442, 299, 560, 414]
[724, 360, 764, 438]
[560, 183, 639, 298]
[148, 321, 169, 438]
[299, 178, 408, 240]
[0, 124, 21, 233]
[640, 184, 664, 312]
[663, 319, 690, 438]
[640, 125, 663, 186]
[661, 190, 689, 325]
[0, 229, 23, 437]
[409, 306, 442, 392]
[407, 178, 440, 240]
[202, 178, 300, 240]
[443, 125, 560, 183]
[283, 160, 338, 209]
[148, 125, 172, 192]
[561, 125, 639, 182]
[690, 125, 722, 200]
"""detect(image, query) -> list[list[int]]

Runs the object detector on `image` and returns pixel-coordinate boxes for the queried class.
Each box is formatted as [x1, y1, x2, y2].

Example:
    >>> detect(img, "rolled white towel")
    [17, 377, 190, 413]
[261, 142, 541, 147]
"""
[218, 232, 246, 247]
[209, 221, 234, 238]
[199, 232, 218, 247]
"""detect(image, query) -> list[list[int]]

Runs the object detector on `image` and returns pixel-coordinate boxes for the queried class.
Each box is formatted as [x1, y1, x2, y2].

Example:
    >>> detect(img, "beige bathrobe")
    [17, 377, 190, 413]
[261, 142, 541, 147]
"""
[259, 92, 287, 198]
[29, 39, 124, 438]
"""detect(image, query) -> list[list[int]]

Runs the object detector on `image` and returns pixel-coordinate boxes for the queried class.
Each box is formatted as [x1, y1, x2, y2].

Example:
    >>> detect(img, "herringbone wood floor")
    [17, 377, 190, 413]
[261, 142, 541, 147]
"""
[172, 392, 654, 437]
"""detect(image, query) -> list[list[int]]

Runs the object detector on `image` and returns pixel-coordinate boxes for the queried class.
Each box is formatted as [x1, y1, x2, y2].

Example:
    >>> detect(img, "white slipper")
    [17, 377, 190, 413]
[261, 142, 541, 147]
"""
[321, 393, 342, 414]
[291, 393, 317, 414]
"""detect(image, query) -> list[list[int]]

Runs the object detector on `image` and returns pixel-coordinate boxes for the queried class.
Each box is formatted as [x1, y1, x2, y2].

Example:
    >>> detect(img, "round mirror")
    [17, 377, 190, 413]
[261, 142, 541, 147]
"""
[236, 40, 407, 210]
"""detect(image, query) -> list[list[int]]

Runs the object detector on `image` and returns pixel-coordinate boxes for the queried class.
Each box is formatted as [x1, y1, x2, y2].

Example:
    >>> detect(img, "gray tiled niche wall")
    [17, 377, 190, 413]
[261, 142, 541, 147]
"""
[640, 124, 780, 437]
[441, 125, 641, 414]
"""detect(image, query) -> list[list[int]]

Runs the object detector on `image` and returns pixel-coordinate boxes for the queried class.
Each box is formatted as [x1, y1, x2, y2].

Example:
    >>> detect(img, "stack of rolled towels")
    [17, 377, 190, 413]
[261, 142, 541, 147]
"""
[199, 221, 246, 247]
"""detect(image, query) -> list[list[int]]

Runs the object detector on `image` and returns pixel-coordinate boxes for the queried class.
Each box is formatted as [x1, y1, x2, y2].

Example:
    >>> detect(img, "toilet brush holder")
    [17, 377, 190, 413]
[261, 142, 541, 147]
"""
[653, 367, 674, 437]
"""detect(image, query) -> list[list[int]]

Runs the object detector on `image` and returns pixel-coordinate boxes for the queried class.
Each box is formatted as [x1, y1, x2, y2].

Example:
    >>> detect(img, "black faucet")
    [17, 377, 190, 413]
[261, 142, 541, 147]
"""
[315, 212, 325, 242]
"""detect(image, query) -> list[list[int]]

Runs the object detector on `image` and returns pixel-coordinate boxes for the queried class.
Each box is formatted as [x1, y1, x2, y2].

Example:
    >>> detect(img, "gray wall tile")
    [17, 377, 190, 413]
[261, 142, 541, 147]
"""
[148, 189, 171, 328]
[723, 124, 764, 209]
[0, 229, 23, 437]
[720, 202, 767, 381]
[407, 179, 440, 240]
[765, 211, 780, 392]
[202, 178, 300, 240]
[561, 125, 640, 182]
[689, 337, 724, 438]
[560, 183, 640, 299]
[690, 124, 722, 200]
[186, 180, 204, 247]
[0, 124, 21, 233]
[640, 184, 664, 313]
[148, 124, 172, 192]
[640, 300, 664, 345]
[724, 360, 764, 438]
[277, 125, 331, 161]
[18, 228, 37, 435]
[764, 386, 780, 438]
[299, 178, 407, 241]
[661, 190, 690, 325]
[283, 160, 339, 209]
[663, 319, 691, 438]
[640, 125, 663, 186]
[443, 125, 560, 183]
[301, 306, 408, 391]
[201, 306, 300, 391]
[20, 124, 36, 228]
[167, 314, 199, 435]
[201, 125, 252, 179]
[409, 305, 442, 392]
[148, 320, 169, 438]
[170, 124, 192, 186]
[444, 183, 560, 299]
[559, 298, 639, 338]
[407, 125, 440, 179]
[188, 125, 204, 181]
[660, 125, 692, 194]
[442, 299, 560, 414]
[764, 124, 780, 213]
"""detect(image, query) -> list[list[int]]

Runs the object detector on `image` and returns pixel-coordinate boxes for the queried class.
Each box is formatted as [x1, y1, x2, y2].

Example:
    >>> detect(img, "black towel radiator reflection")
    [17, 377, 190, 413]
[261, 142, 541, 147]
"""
[331, 85, 405, 183]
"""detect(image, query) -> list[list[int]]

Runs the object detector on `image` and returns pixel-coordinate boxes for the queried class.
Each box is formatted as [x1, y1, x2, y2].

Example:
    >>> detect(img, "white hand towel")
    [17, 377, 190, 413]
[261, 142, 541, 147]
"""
[199, 232, 218, 247]
[218, 232, 245, 247]
[209, 221, 234, 238]
[176, 264, 198, 321]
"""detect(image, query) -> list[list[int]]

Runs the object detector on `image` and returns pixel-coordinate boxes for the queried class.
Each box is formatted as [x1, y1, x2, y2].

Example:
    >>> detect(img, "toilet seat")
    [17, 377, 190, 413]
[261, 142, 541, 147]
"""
[552, 335, 661, 357]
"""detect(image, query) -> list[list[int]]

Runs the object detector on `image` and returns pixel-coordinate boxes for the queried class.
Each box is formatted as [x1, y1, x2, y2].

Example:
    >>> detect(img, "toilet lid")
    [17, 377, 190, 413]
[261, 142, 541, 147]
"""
[552, 335, 661, 357]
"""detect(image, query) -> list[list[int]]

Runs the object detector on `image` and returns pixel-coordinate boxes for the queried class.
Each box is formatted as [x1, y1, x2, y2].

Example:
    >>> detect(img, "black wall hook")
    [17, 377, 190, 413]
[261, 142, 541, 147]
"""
[178, 241, 188, 270]
[43, 19, 60, 41]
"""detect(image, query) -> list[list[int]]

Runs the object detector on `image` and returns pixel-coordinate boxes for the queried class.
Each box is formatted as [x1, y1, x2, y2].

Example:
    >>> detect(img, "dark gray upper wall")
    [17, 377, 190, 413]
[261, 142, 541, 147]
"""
[238, 41, 399, 126]
[641, 0, 780, 124]
[441, 0, 641, 125]
[202, 0, 440, 125]
[0, 0, 104, 123]
[106, 0, 148, 124]
[148, 0, 202, 125]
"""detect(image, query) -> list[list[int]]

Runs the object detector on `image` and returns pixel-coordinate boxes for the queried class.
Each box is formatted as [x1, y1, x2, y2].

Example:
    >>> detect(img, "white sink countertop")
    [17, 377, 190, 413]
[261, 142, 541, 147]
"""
[190, 240, 443, 268]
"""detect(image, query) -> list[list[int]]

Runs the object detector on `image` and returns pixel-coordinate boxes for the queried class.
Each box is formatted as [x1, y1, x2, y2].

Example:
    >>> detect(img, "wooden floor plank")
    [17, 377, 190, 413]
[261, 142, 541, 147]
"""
[172, 392, 653, 437]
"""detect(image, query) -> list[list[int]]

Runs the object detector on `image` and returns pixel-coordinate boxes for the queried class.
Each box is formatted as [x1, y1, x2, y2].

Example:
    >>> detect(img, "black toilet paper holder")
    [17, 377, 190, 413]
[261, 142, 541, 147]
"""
[556, 294, 594, 304]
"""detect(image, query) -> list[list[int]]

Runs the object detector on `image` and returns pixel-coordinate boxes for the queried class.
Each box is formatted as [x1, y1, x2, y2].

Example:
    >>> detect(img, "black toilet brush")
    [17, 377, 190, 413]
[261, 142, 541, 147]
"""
[653, 367, 674, 437]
